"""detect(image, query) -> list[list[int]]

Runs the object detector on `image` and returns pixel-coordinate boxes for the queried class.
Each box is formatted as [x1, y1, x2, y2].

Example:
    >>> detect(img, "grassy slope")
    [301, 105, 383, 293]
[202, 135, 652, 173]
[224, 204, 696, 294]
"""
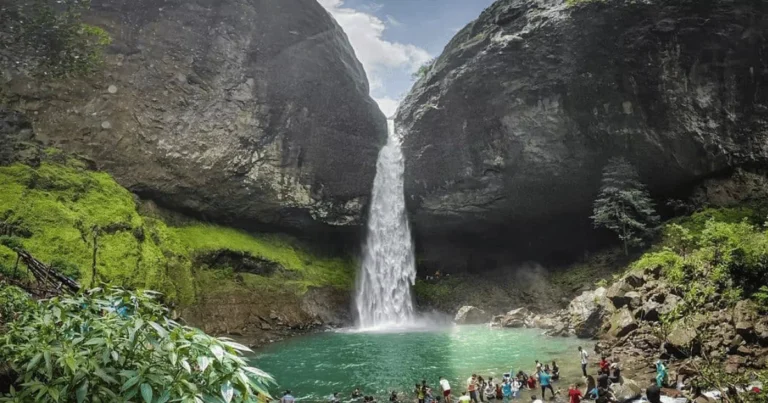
[0, 156, 354, 306]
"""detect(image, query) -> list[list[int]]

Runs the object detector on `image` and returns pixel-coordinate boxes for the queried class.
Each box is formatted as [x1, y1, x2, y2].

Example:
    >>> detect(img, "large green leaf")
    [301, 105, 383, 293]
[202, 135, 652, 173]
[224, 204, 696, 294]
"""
[221, 381, 234, 403]
[141, 383, 153, 403]
[76, 380, 89, 403]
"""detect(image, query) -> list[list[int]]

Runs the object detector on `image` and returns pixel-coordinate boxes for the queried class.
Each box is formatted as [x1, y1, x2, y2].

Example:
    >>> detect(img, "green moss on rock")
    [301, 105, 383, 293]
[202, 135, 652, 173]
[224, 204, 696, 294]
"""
[0, 159, 354, 306]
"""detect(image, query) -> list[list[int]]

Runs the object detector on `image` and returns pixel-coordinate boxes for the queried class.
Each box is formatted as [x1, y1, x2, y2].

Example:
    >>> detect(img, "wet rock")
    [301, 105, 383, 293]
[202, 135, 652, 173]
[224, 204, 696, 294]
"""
[455, 306, 491, 325]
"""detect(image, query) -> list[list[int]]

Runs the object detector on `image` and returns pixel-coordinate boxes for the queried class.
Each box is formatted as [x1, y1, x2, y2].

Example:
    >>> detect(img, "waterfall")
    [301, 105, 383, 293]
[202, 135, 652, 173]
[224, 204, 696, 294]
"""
[355, 120, 417, 329]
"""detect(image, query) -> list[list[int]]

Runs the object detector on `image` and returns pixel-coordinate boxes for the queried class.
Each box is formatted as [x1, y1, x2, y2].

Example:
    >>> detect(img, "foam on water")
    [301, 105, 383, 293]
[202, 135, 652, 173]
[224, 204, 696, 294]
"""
[355, 120, 417, 328]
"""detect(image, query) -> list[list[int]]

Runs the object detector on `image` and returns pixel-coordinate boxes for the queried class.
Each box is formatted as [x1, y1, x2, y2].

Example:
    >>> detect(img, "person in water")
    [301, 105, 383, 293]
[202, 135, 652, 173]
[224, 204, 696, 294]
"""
[280, 391, 296, 403]
[352, 389, 363, 399]
[578, 347, 589, 377]
[459, 392, 472, 403]
[501, 380, 513, 403]
[330, 393, 341, 403]
[526, 374, 536, 390]
[389, 391, 399, 403]
[551, 361, 560, 381]
[538, 369, 555, 400]
[440, 376, 452, 403]
[510, 377, 520, 399]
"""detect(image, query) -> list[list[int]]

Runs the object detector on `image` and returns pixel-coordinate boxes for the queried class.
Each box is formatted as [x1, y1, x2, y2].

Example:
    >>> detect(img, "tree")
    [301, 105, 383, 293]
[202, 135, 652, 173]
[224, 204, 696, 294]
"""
[592, 157, 659, 255]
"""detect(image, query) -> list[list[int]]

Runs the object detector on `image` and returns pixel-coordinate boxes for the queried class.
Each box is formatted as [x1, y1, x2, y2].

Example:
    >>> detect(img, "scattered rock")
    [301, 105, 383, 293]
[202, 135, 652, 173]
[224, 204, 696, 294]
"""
[607, 280, 634, 308]
[733, 300, 756, 336]
[101, 121, 112, 130]
[725, 355, 747, 374]
[455, 306, 491, 325]
[107, 85, 118, 94]
[608, 308, 638, 339]
[611, 378, 641, 403]
[666, 316, 704, 358]
[570, 287, 613, 338]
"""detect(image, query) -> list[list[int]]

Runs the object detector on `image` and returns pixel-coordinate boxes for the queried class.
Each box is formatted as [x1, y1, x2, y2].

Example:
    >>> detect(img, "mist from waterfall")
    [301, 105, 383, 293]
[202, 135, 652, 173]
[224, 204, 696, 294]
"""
[355, 120, 417, 329]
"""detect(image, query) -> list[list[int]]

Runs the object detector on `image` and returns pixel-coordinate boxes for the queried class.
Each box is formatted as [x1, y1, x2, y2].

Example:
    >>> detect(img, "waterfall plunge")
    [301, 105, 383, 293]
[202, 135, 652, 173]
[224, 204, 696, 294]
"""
[355, 120, 417, 329]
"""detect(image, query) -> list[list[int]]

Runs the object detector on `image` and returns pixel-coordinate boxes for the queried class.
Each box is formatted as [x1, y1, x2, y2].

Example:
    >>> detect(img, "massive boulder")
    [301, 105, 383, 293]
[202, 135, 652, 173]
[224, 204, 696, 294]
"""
[396, 0, 768, 261]
[1, 0, 387, 231]
[455, 306, 492, 324]
[569, 287, 613, 338]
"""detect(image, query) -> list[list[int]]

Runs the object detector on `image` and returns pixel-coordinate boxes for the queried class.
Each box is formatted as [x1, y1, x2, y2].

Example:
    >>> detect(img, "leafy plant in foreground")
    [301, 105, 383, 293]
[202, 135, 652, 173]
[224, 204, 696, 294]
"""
[0, 287, 273, 403]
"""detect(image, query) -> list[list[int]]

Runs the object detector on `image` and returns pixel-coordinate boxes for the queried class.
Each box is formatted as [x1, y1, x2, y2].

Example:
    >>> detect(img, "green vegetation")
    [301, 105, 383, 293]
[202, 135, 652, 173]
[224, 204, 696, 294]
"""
[411, 59, 436, 80]
[0, 159, 354, 307]
[631, 206, 768, 318]
[0, 0, 111, 76]
[0, 286, 273, 402]
[592, 157, 659, 255]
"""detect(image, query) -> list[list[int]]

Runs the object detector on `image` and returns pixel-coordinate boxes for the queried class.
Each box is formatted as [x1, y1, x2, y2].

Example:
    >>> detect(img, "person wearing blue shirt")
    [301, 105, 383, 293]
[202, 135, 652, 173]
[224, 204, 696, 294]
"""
[538, 370, 555, 400]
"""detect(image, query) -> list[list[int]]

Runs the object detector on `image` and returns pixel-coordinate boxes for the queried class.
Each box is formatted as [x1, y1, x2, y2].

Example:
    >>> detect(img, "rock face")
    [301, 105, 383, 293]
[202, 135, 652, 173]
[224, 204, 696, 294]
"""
[569, 287, 612, 338]
[1, 0, 387, 231]
[455, 306, 491, 324]
[396, 0, 768, 258]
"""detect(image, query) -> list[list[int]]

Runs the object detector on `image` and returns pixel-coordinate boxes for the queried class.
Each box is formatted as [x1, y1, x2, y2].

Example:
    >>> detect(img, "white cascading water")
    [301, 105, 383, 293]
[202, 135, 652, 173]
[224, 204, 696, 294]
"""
[355, 120, 417, 329]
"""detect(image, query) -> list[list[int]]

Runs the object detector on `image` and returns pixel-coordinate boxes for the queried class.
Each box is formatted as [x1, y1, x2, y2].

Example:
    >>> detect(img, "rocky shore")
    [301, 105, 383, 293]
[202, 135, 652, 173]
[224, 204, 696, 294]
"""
[455, 265, 768, 400]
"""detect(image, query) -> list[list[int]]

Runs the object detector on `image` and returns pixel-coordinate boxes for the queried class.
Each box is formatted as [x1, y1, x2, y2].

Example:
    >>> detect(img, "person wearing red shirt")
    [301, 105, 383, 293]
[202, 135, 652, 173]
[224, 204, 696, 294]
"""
[599, 356, 610, 373]
[568, 384, 583, 403]
[526, 376, 536, 390]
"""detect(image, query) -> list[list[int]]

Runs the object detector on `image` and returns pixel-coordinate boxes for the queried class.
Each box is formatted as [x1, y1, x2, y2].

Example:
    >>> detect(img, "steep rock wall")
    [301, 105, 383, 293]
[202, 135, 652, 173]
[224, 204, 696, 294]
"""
[397, 0, 768, 264]
[1, 0, 387, 232]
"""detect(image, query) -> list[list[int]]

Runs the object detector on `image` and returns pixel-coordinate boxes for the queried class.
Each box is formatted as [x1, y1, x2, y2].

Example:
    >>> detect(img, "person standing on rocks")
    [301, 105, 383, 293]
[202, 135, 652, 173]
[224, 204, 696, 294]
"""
[468, 374, 479, 403]
[578, 347, 588, 377]
[440, 376, 452, 403]
[654, 361, 668, 388]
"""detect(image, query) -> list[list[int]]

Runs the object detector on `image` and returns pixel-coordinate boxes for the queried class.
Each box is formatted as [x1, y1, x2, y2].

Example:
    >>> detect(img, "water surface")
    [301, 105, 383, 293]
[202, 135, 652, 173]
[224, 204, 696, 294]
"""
[251, 325, 593, 400]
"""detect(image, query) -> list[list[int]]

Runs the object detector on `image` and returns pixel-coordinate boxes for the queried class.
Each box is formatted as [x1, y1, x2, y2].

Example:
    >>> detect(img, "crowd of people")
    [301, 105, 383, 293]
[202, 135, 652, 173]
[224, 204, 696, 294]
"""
[271, 346, 674, 403]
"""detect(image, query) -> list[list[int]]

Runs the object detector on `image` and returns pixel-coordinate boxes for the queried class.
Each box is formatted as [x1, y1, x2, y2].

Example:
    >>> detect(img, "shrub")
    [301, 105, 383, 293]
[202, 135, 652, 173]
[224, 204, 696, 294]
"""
[0, 236, 23, 251]
[0, 287, 273, 402]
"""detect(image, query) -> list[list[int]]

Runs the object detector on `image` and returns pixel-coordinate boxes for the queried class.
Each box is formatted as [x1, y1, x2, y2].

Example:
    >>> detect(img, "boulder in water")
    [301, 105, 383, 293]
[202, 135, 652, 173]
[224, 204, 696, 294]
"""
[455, 306, 491, 325]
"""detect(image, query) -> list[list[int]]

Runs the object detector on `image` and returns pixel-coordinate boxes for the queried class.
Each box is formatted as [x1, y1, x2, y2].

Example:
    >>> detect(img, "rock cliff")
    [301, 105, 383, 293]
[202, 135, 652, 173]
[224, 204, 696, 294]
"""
[397, 0, 768, 263]
[1, 0, 387, 232]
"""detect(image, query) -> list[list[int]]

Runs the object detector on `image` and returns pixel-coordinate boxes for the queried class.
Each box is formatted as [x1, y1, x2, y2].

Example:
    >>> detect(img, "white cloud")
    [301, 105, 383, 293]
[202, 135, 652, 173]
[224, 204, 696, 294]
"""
[317, 0, 429, 116]
[386, 15, 403, 27]
[374, 96, 400, 118]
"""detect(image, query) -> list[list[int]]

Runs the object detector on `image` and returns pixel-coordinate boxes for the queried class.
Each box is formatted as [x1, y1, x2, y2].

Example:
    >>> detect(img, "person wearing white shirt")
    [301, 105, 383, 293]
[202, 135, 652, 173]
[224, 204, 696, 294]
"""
[578, 346, 589, 377]
[440, 377, 452, 403]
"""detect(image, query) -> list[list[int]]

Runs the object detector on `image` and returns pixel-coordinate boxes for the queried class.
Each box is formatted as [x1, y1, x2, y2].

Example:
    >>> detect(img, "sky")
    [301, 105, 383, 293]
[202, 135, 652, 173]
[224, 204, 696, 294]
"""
[317, 0, 495, 117]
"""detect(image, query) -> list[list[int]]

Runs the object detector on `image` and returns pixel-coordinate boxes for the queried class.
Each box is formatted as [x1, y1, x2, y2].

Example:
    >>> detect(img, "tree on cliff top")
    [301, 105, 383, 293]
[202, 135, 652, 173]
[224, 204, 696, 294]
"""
[592, 157, 659, 255]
